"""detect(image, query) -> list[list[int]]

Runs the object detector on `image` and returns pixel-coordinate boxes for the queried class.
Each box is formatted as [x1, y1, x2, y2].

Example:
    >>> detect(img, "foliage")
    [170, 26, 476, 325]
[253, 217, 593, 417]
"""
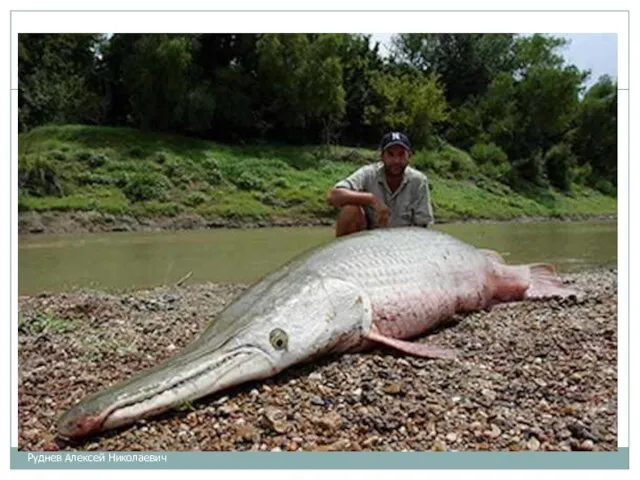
[121, 35, 194, 131]
[390, 33, 515, 106]
[545, 143, 576, 192]
[122, 172, 171, 202]
[470, 142, 510, 180]
[364, 71, 448, 146]
[570, 75, 617, 188]
[17, 32, 617, 197]
[18, 155, 66, 197]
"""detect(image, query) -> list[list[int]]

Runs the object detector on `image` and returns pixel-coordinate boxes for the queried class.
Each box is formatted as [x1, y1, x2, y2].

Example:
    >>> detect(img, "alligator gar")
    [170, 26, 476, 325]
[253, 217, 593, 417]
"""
[57, 227, 577, 439]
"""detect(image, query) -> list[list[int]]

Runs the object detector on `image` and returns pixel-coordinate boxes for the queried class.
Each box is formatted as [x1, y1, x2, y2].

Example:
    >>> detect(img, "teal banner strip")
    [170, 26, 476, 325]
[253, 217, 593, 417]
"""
[11, 448, 629, 469]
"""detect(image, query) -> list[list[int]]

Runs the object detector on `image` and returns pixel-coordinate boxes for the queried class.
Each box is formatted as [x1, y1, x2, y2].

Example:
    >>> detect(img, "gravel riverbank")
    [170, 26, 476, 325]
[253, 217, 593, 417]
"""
[18, 269, 618, 452]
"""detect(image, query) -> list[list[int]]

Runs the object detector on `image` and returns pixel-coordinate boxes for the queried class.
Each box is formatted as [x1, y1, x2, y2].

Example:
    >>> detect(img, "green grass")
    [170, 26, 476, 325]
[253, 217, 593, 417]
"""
[18, 313, 77, 336]
[18, 124, 617, 224]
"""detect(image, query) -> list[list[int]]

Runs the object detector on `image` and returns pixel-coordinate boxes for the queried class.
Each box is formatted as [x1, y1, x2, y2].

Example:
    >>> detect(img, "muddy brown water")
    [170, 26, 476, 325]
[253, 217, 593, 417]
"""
[18, 220, 617, 296]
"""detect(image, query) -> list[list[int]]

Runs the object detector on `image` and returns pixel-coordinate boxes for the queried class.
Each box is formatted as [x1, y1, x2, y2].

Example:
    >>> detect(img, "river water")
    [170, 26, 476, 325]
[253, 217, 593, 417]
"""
[18, 220, 617, 296]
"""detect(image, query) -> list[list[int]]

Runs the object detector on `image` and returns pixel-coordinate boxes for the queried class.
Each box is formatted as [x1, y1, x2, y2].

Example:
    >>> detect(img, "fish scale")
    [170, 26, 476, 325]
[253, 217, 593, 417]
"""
[304, 229, 491, 340]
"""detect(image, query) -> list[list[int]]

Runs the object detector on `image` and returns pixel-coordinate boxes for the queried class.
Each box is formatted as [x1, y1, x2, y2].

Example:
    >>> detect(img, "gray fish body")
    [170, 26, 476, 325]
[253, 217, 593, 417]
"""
[58, 227, 574, 439]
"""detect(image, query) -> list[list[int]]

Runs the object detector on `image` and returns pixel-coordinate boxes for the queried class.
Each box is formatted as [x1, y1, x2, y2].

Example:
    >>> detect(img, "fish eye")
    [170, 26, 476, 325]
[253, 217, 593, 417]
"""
[269, 328, 288, 351]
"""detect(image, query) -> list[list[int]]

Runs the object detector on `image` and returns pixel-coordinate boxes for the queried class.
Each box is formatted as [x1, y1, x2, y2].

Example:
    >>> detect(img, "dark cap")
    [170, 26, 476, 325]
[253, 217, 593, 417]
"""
[380, 131, 412, 152]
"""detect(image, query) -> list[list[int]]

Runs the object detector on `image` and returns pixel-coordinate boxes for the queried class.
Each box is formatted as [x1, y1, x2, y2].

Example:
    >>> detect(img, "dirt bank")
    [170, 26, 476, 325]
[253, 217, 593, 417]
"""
[18, 210, 617, 236]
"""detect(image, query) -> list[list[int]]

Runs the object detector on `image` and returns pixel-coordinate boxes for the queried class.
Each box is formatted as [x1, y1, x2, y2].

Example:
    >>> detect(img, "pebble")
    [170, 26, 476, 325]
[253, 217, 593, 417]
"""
[17, 269, 619, 453]
[580, 440, 595, 451]
[527, 437, 541, 451]
[432, 440, 447, 451]
[383, 382, 403, 395]
[487, 424, 502, 438]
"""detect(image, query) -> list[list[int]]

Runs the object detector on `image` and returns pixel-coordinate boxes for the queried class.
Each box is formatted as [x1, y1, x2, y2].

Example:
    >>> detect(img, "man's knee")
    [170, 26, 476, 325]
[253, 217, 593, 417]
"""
[336, 205, 367, 237]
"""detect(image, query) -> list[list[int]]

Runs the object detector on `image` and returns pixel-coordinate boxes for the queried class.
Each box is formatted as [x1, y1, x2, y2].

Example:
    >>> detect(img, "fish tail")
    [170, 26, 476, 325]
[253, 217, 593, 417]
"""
[524, 263, 578, 299]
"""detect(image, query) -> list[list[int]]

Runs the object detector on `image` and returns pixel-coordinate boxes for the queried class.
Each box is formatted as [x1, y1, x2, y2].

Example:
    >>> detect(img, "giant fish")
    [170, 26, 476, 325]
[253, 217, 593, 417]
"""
[57, 227, 576, 439]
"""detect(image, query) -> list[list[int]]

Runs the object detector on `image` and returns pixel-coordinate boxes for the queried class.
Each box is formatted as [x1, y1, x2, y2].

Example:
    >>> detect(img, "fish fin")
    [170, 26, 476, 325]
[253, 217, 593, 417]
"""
[364, 330, 457, 360]
[525, 263, 578, 299]
[480, 249, 507, 264]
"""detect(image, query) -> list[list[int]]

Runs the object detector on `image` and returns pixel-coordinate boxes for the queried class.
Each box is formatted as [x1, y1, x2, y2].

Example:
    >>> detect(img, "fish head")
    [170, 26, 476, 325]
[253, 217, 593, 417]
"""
[57, 275, 371, 440]
[225, 274, 373, 365]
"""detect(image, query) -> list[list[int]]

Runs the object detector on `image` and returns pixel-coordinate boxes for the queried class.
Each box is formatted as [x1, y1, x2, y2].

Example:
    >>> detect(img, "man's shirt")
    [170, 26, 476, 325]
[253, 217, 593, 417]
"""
[334, 162, 434, 228]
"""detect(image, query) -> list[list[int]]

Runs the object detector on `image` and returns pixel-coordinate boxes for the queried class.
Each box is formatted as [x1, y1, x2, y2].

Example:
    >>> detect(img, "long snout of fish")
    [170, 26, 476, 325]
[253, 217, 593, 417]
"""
[57, 338, 275, 440]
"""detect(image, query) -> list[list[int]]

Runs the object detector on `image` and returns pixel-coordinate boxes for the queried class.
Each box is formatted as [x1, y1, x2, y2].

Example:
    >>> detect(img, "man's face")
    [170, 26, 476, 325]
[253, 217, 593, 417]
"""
[382, 145, 410, 177]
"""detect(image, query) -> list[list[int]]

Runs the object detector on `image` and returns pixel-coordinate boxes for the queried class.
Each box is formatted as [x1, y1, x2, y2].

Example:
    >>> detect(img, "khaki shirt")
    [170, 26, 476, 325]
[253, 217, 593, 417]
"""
[334, 162, 434, 228]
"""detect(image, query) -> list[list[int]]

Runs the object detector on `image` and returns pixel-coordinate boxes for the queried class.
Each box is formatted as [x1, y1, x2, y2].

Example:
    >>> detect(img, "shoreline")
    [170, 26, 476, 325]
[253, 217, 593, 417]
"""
[18, 210, 618, 236]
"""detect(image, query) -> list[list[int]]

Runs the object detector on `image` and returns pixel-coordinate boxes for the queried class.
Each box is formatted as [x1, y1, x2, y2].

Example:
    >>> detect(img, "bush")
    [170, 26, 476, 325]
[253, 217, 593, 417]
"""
[480, 162, 510, 181]
[571, 163, 592, 186]
[77, 172, 113, 186]
[74, 151, 92, 162]
[153, 151, 169, 164]
[87, 153, 108, 169]
[511, 152, 548, 188]
[74, 150, 107, 168]
[184, 191, 209, 207]
[164, 158, 204, 186]
[470, 142, 510, 180]
[594, 179, 616, 196]
[201, 158, 223, 185]
[128, 146, 146, 159]
[271, 177, 290, 189]
[49, 150, 67, 161]
[545, 143, 576, 192]
[256, 192, 287, 207]
[470, 142, 508, 166]
[123, 172, 171, 202]
[233, 171, 267, 191]
[111, 171, 130, 188]
[18, 155, 65, 197]
[440, 145, 477, 179]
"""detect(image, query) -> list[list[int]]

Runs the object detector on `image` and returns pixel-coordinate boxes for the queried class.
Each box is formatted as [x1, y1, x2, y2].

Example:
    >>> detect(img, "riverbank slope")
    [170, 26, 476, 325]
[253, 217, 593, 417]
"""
[18, 125, 617, 235]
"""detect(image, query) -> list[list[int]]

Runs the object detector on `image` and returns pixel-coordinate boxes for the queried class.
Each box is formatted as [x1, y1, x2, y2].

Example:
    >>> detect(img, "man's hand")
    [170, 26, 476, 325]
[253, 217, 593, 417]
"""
[371, 196, 391, 227]
[327, 188, 391, 227]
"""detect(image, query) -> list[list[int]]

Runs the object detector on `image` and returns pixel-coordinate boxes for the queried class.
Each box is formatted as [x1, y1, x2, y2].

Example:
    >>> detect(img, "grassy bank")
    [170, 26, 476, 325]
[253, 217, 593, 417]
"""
[18, 125, 617, 232]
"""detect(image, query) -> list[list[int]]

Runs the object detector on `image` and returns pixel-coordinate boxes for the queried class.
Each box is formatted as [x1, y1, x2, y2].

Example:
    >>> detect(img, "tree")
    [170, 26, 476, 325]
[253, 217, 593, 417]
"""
[512, 34, 567, 75]
[18, 34, 105, 131]
[255, 34, 310, 138]
[254, 34, 347, 143]
[300, 34, 346, 144]
[99, 34, 142, 126]
[335, 34, 384, 145]
[364, 71, 448, 147]
[571, 75, 617, 191]
[390, 33, 515, 107]
[121, 35, 194, 131]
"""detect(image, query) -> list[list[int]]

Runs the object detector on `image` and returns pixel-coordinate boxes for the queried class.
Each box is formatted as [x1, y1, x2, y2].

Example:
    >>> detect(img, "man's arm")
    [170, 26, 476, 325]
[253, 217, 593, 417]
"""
[327, 166, 391, 226]
[412, 177, 435, 227]
[326, 166, 375, 208]
[326, 187, 376, 208]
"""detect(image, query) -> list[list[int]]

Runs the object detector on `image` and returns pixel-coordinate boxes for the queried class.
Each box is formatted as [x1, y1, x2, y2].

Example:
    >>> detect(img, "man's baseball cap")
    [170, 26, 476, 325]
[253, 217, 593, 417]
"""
[380, 131, 412, 151]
